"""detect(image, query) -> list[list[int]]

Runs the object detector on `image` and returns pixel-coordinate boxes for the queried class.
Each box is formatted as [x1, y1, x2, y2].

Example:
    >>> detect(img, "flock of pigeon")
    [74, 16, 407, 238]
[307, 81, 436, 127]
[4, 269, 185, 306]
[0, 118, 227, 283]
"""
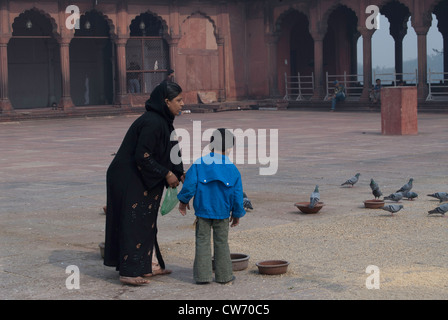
[308, 173, 448, 217]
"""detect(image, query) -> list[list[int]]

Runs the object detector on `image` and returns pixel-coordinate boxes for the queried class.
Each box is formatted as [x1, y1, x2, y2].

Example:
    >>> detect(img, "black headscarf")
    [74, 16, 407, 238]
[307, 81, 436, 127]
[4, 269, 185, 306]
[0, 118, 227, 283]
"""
[145, 81, 175, 131]
[144, 81, 183, 179]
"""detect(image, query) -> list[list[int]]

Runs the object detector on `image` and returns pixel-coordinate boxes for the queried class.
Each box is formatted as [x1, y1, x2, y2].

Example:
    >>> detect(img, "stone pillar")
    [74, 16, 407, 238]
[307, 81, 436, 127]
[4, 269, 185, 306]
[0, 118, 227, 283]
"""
[434, 1, 448, 75]
[265, 32, 280, 98]
[311, 32, 325, 100]
[95, 41, 106, 104]
[114, 0, 130, 107]
[167, 35, 180, 79]
[0, 37, 12, 113]
[47, 42, 57, 106]
[414, 26, 430, 102]
[443, 33, 448, 76]
[350, 32, 360, 76]
[114, 38, 130, 107]
[381, 87, 418, 135]
[58, 38, 74, 111]
[0, 0, 12, 113]
[217, 35, 226, 102]
[382, 2, 410, 83]
[390, 30, 406, 80]
[358, 28, 375, 102]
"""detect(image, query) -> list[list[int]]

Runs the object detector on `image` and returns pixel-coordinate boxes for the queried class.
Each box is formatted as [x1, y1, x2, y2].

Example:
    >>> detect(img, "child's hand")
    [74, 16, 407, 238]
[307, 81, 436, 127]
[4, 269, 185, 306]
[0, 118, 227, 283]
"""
[179, 202, 190, 216]
[230, 217, 239, 227]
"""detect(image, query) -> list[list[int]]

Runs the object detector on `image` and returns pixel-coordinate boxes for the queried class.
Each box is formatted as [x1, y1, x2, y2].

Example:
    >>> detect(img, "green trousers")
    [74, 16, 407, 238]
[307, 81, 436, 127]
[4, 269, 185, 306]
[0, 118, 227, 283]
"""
[194, 217, 233, 283]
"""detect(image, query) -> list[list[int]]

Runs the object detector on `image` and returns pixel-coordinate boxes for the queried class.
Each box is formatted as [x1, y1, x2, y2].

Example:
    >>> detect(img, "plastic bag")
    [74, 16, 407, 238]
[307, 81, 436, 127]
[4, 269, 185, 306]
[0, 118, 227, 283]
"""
[160, 187, 179, 216]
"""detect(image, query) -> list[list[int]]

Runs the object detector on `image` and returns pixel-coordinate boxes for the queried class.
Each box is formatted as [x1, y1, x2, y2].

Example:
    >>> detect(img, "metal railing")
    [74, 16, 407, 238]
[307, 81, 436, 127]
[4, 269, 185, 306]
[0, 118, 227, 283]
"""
[373, 70, 418, 87]
[283, 72, 314, 101]
[324, 72, 364, 100]
[427, 69, 448, 101]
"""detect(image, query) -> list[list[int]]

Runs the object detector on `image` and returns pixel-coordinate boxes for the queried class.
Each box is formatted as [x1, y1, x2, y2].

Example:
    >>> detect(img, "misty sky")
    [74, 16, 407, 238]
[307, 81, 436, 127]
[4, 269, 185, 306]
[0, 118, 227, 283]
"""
[359, 14, 443, 68]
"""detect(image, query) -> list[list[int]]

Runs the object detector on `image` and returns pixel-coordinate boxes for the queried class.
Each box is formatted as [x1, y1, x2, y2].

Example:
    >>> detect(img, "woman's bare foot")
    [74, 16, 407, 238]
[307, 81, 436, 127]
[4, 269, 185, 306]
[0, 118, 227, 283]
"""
[119, 276, 150, 286]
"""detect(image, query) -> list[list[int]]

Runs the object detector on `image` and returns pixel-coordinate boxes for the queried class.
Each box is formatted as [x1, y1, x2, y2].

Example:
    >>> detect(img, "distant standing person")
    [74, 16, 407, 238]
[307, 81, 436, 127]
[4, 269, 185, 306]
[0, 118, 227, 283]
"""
[330, 80, 346, 111]
[128, 62, 141, 93]
[104, 81, 185, 286]
[166, 69, 175, 83]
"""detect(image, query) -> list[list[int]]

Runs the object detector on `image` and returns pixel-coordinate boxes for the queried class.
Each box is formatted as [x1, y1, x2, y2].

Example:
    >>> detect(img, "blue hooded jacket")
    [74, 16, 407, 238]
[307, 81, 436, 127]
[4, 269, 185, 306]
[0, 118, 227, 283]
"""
[177, 153, 246, 220]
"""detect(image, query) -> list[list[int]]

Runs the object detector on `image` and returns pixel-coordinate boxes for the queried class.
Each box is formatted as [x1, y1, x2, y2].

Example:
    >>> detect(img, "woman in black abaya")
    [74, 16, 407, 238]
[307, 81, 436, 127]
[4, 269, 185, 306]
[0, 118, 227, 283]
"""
[104, 81, 184, 285]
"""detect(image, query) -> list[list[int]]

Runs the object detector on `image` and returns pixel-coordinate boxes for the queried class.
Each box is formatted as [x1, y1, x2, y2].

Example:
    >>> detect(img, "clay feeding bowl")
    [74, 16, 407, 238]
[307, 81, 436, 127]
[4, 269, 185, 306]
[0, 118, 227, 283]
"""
[364, 199, 385, 209]
[230, 253, 250, 271]
[212, 253, 250, 271]
[294, 202, 324, 214]
[256, 260, 290, 275]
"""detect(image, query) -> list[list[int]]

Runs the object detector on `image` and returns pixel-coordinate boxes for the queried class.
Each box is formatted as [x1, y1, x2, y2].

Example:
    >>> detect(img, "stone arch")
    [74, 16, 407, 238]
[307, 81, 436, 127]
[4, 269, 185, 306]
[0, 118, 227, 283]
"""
[127, 11, 171, 94]
[378, 0, 414, 80]
[181, 10, 219, 41]
[274, 7, 311, 34]
[323, 4, 359, 77]
[377, 0, 414, 16]
[9, 7, 62, 109]
[130, 10, 169, 38]
[75, 9, 116, 39]
[432, 0, 448, 34]
[70, 9, 115, 106]
[177, 10, 220, 104]
[321, 2, 359, 35]
[377, 0, 421, 30]
[12, 7, 59, 38]
[275, 7, 314, 97]
[428, 0, 447, 13]
[380, 0, 412, 24]
[431, 0, 448, 74]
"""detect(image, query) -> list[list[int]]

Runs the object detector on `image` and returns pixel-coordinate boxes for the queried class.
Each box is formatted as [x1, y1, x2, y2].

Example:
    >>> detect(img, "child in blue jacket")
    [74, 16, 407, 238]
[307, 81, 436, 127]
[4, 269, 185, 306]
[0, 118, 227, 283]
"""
[178, 128, 246, 284]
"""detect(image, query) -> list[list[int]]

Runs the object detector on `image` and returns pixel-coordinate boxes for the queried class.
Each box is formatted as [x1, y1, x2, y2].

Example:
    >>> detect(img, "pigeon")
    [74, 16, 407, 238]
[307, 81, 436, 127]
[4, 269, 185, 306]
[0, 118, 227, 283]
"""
[427, 203, 448, 216]
[243, 192, 253, 210]
[427, 192, 448, 203]
[384, 192, 403, 202]
[341, 173, 361, 187]
[309, 185, 320, 209]
[370, 179, 382, 199]
[381, 204, 404, 216]
[396, 178, 414, 193]
[372, 189, 383, 200]
[403, 191, 418, 201]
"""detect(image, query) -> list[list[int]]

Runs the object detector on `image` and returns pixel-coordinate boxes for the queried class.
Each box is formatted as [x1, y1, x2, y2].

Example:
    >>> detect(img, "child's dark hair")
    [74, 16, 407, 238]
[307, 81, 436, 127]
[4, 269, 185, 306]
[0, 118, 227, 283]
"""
[210, 128, 235, 152]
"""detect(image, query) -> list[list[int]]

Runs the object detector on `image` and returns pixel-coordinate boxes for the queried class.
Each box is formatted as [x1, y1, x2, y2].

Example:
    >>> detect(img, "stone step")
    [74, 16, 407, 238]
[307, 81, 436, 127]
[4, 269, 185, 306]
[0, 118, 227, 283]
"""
[2, 99, 448, 122]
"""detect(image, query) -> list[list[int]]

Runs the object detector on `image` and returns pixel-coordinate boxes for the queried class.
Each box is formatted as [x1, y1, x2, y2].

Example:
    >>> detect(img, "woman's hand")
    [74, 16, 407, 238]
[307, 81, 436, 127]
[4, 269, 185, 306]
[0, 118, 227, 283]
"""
[166, 171, 179, 188]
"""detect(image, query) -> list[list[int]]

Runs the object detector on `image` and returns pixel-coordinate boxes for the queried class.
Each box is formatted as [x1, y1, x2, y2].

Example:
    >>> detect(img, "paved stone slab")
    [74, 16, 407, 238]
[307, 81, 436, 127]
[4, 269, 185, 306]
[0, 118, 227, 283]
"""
[1, 110, 448, 301]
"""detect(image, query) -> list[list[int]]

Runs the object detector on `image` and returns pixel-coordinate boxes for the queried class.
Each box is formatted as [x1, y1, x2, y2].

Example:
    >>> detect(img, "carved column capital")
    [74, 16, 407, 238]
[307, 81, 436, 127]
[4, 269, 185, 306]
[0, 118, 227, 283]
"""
[356, 26, 376, 39]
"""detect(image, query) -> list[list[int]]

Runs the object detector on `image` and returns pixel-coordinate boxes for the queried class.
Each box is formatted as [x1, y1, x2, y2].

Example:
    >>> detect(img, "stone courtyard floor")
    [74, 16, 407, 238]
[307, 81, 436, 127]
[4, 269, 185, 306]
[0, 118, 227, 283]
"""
[0, 109, 447, 304]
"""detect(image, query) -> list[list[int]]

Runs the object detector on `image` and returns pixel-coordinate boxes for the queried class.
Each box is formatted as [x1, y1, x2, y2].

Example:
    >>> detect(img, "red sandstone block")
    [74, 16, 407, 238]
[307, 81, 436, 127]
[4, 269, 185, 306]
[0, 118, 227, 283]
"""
[381, 87, 418, 135]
